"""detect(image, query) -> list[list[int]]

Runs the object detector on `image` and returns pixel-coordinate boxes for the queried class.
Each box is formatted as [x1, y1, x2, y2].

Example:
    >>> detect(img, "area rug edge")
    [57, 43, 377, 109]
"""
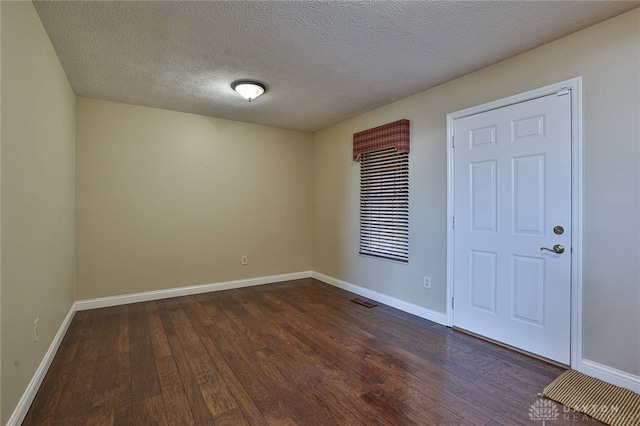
[542, 369, 640, 426]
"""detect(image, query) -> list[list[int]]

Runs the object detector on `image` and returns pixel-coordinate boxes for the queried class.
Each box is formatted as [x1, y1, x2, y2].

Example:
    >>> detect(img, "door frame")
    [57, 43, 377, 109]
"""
[445, 77, 583, 370]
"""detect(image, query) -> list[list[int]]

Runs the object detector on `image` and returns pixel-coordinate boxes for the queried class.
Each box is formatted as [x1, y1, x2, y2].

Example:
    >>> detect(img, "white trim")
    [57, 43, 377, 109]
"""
[311, 271, 448, 326]
[76, 271, 313, 310]
[8, 272, 311, 423]
[6, 303, 77, 426]
[581, 359, 640, 393]
[9, 271, 640, 424]
[445, 77, 584, 370]
[568, 78, 584, 371]
[446, 111, 456, 327]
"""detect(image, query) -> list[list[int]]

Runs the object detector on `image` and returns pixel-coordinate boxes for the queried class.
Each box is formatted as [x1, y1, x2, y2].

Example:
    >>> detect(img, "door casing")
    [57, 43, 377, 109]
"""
[445, 77, 583, 370]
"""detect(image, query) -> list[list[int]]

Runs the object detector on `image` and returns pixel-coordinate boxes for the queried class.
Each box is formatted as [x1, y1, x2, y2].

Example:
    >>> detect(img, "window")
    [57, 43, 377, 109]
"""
[354, 120, 410, 262]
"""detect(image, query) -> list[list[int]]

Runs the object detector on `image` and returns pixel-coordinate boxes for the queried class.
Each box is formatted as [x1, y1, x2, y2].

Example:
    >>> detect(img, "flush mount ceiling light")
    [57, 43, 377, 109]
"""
[231, 80, 267, 102]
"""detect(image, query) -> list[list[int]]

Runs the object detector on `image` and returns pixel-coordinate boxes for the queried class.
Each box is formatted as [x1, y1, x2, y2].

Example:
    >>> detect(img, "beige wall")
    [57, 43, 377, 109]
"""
[76, 98, 312, 300]
[1, 3, 638, 421]
[1, 1, 76, 423]
[313, 9, 640, 376]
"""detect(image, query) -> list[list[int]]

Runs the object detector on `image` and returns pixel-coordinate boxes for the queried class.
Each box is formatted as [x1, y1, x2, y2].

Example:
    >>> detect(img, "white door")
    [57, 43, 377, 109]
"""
[453, 92, 572, 364]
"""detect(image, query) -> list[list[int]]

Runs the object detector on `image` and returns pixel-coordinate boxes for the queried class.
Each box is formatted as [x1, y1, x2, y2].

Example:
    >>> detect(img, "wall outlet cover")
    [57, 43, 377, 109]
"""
[423, 277, 431, 289]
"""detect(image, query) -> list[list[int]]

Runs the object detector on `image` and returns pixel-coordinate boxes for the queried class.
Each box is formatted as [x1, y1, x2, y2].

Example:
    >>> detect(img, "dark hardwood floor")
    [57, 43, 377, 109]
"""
[23, 278, 601, 425]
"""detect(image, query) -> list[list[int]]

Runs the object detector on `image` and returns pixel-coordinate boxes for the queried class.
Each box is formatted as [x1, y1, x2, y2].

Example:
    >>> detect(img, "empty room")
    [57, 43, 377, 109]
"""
[2, 1, 640, 425]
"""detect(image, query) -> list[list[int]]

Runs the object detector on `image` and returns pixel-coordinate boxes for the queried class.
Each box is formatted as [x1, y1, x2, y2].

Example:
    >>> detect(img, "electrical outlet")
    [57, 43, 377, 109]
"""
[34, 318, 40, 342]
[241, 255, 248, 265]
[423, 276, 431, 289]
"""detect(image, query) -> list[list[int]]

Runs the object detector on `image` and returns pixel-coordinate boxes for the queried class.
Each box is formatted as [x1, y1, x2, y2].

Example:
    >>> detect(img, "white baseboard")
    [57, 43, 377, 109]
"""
[6, 303, 77, 426]
[581, 359, 640, 393]
[311, 271, 448, 326]
[76, 271, 313, 311]
[11, 272, 639, 426]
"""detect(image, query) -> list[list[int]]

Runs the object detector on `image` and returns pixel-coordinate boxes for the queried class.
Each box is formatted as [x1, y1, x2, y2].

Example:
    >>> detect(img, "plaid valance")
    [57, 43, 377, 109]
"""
[353, 119, 410, 161]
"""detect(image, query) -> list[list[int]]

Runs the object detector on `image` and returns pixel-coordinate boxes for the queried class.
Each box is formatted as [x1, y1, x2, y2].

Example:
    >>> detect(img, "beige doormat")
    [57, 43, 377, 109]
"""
[542, 370, 640, 426]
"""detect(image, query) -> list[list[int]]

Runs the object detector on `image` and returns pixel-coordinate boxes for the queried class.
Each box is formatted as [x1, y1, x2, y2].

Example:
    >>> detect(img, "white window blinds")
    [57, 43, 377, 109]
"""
[359, 147, 409, 262]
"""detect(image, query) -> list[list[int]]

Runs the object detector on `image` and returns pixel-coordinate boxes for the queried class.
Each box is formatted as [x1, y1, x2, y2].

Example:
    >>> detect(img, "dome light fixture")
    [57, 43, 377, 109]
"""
[231, 80, 267, 102]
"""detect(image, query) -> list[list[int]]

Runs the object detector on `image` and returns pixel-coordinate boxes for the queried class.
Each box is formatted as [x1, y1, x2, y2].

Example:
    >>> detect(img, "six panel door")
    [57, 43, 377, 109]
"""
[453, 92, 572, 364]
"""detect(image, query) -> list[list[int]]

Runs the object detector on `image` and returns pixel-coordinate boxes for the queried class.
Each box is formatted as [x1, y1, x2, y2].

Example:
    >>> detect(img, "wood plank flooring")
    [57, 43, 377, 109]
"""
[23, 279, 601, 425]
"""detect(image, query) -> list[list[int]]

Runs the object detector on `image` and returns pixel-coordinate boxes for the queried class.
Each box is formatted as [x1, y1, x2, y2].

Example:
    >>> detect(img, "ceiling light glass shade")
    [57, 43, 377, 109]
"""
[232, 80, 267, 102]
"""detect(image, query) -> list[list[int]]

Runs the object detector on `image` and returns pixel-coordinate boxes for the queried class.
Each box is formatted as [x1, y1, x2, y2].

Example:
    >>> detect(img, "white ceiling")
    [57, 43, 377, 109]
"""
[34, 1, 639, 132]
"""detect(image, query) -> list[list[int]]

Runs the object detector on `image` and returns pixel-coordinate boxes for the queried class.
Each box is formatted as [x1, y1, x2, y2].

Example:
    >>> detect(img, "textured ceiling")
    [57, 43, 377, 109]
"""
[34, 1, 639, 132]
